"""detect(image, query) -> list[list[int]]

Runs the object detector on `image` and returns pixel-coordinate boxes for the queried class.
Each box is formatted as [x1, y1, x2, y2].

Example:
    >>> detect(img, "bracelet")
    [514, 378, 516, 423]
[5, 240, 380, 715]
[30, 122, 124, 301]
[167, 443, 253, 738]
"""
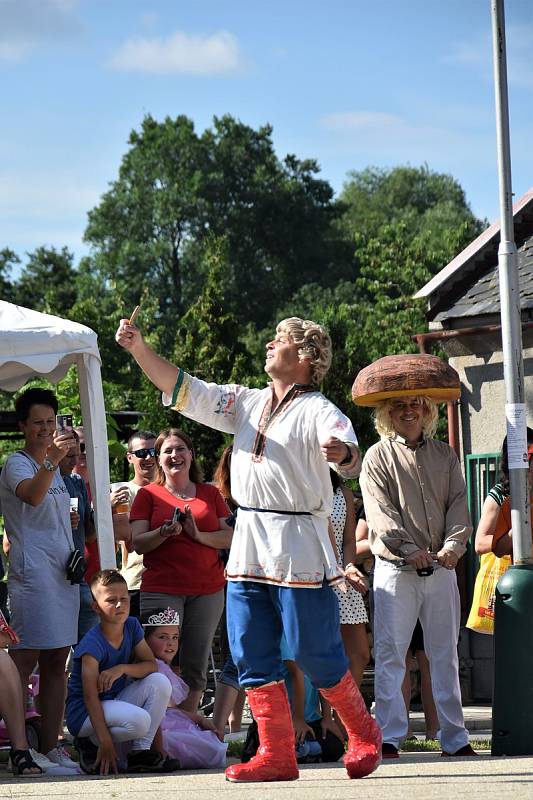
[344, 562, 355, 571]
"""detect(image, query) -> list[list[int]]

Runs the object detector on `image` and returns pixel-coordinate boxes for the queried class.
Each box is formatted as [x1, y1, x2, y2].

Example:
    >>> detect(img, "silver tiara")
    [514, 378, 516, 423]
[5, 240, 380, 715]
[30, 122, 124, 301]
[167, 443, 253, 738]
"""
[143, 607, 180, 627]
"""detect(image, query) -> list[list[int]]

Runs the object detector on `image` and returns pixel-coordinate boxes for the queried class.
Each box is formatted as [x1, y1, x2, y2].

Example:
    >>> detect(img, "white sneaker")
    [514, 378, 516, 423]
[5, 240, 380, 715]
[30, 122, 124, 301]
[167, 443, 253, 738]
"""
[31, 747, 80, 776]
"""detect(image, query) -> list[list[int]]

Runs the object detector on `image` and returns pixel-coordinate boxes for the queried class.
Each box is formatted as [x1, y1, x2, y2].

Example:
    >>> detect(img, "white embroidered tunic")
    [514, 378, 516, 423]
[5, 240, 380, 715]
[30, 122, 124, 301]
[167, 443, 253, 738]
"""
[163, 370, 358, 589]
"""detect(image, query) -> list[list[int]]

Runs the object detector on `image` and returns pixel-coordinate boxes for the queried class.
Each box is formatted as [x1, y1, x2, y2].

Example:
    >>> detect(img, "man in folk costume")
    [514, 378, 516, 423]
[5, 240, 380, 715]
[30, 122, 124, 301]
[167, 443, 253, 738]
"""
[116, 316, 381, 783]
[354, 354, 475, 759]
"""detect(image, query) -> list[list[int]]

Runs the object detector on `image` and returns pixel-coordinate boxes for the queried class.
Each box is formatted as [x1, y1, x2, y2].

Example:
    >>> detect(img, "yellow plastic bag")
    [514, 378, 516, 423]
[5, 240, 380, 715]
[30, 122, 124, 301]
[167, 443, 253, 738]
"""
[466, 552, 512, 634]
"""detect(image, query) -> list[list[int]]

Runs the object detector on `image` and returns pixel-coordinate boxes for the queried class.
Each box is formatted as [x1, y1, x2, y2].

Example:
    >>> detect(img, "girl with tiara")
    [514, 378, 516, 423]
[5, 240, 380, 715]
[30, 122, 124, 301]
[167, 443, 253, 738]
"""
[142, 608, 228, 769]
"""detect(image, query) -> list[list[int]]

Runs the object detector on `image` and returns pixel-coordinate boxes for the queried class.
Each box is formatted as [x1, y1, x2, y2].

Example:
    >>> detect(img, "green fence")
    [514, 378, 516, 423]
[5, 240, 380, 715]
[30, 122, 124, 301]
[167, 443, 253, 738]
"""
[465, 452, 500, 598]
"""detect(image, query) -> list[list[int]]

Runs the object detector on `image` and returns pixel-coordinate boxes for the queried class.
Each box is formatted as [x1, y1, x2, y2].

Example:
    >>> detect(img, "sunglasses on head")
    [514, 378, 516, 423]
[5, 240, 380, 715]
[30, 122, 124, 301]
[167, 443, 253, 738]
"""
[130, 447, 156, 459]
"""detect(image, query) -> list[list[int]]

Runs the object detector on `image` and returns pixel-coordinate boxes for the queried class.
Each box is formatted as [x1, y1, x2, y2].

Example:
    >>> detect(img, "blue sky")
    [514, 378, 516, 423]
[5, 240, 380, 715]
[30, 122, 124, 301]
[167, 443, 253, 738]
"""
[1, 0, 532, 272]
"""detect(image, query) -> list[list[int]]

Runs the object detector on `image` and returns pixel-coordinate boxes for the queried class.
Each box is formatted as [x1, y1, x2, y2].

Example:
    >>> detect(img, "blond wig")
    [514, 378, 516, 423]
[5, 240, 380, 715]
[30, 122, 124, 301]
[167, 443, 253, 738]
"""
[374, 395, 439, 439]
[277, 317, 332, 385]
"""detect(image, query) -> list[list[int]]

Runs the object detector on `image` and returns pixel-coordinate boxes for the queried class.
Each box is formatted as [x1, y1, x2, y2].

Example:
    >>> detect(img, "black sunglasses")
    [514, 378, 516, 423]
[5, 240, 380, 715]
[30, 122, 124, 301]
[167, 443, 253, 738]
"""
[130, 447, 156, 459]
[79, 443, 86, 453]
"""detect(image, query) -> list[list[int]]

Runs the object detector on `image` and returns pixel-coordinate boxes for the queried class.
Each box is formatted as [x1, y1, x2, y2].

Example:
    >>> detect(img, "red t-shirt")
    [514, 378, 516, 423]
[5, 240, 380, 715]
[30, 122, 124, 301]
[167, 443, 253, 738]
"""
[84, 539, 101, 584]
[129, 482, 229, 596]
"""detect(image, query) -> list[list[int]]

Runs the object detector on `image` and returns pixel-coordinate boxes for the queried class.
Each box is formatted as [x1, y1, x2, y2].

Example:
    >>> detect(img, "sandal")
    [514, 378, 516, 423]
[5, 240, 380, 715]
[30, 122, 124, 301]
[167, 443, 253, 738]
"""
[9, 748, 43, 777]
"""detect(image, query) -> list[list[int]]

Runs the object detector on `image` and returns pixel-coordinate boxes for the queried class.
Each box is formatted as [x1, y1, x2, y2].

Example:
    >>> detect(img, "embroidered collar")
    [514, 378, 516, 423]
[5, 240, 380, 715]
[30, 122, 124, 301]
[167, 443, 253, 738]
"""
[252, 383, 315, 462]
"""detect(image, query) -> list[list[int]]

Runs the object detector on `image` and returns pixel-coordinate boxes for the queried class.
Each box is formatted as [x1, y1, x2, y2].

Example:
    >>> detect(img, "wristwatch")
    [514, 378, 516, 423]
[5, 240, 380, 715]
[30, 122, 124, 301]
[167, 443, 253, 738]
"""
[42, 457, 58, 472]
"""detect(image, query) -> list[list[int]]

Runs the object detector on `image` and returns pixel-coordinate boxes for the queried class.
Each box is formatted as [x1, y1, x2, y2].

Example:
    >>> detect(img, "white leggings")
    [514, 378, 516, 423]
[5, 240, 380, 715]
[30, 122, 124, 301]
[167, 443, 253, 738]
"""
[78, 672, 171, 751]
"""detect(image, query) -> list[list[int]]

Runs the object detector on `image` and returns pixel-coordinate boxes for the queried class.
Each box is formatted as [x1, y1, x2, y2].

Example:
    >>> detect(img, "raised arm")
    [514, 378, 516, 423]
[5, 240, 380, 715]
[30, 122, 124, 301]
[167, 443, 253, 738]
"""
[115, 319, 179, 397]
[15, 432, 75, 507]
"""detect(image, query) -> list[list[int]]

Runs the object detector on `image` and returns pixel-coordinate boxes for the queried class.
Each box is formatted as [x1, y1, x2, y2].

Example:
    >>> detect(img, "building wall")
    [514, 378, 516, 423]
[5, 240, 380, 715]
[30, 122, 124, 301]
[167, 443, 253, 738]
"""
[443, 334, 533, 459]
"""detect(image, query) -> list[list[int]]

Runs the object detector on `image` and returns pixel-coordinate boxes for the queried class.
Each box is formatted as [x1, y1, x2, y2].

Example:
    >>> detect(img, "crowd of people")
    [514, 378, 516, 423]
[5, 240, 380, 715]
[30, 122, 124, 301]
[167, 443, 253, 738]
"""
[0, 313, 516, 781]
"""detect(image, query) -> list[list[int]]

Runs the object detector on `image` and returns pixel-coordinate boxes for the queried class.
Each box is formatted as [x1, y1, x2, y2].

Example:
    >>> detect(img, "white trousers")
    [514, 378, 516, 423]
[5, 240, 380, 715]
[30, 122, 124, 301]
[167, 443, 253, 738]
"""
[78, 672, 171, 751]
[373, 560, 469, 754]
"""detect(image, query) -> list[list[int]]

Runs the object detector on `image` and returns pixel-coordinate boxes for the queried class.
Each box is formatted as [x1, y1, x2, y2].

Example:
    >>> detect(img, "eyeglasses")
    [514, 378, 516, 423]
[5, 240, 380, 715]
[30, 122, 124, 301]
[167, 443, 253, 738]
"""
[79, 443, 86, 453]
[130, 447, 156, 459]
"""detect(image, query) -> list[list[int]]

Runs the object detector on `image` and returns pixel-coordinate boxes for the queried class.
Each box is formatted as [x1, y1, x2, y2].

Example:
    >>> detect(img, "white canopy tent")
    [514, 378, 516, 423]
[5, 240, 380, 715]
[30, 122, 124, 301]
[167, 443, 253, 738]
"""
[0, 301, 116, 568]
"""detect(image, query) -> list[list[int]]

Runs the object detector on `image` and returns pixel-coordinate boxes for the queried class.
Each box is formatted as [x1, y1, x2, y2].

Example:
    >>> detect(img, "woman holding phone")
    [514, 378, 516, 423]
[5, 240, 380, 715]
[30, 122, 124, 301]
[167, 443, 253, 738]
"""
[0, 387, 81, 775]
[129, 428, 233, 712]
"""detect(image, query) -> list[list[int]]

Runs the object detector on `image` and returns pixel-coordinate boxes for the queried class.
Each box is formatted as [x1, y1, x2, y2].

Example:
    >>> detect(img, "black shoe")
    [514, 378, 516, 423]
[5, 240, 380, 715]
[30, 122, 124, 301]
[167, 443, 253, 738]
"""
[382, 743, 400, 759]
[127, 749, 174, 774]
[160, 754, 180, 772]
[74, 736, 99, 775]
[441, 744, 478, 758]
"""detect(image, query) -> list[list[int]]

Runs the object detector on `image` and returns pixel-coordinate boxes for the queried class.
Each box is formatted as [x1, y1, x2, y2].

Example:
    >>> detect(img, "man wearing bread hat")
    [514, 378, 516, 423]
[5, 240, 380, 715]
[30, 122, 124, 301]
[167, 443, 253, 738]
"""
[356, 355, 475, 759]
[115, 315, 381, 783]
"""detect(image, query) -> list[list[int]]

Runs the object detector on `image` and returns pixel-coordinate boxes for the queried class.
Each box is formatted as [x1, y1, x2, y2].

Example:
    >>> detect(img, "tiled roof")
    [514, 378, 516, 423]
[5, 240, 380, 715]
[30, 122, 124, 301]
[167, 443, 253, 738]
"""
[415, 187, 533, 301]
[432, 231, 533, 323]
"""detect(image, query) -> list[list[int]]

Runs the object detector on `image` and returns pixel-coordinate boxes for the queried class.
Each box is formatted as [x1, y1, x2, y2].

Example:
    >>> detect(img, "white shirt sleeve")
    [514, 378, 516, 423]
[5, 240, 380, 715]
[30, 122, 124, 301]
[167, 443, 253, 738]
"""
[162, 368, 248, 435]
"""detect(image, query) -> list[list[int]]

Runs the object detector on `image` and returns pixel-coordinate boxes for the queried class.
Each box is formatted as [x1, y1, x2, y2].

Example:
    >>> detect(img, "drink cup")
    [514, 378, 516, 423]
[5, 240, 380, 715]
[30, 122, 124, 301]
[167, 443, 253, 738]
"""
[69, 497, 79, 513]
[110, 483, 130, 514]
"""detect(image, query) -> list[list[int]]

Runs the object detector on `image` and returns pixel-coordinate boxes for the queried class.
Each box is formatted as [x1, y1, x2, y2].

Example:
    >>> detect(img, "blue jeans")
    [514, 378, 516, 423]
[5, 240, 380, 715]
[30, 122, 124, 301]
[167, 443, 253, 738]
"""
[227, 580, 347, 689]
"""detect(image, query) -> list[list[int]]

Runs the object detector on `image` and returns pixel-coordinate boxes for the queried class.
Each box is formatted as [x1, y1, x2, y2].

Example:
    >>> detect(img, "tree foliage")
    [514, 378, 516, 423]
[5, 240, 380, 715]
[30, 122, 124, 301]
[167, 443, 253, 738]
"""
[338, 164, 485, 245]
[12, 246, 78, 315]
[83, 114, 352, 340]
[0, 119, 487, 465]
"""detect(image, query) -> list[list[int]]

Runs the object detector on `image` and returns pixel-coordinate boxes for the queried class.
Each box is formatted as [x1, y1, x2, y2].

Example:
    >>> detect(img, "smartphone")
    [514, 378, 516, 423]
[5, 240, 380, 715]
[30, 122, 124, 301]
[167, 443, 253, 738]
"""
[56, 414, 73, 434]
[172, 507, 187, 525]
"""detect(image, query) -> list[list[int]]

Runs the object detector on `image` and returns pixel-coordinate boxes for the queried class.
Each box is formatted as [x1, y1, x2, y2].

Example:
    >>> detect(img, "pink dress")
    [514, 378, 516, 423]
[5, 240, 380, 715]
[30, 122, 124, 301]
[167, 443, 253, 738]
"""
[157, 660, 227, 769]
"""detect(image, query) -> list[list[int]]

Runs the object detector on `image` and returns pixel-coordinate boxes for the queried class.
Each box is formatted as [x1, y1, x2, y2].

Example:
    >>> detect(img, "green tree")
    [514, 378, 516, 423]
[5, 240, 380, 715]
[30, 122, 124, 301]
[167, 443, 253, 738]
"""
[83, 114, 350, 338]
[0, 248, 17, 302]
[117, 238, 255, 477]
[12, 246, 78, 315]
[338, 164, 484, 244]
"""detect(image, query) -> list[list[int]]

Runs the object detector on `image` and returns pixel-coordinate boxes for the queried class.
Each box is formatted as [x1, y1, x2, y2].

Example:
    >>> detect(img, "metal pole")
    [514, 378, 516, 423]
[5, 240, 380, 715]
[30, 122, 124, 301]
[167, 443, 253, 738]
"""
[490, 0, 530, 563]
[491, 0, 533, 758]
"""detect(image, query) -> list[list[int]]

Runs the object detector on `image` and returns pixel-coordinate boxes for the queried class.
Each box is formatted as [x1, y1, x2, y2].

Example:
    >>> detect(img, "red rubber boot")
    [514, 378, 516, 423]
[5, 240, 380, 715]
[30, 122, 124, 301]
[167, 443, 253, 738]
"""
[225, 681, 299, 783]
[320, 670, 382, 779]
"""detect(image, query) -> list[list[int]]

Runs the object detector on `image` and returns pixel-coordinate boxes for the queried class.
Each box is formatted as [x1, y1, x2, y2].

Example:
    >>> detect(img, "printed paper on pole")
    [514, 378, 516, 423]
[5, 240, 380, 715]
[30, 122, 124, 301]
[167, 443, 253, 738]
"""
[505, 403, 529, 469]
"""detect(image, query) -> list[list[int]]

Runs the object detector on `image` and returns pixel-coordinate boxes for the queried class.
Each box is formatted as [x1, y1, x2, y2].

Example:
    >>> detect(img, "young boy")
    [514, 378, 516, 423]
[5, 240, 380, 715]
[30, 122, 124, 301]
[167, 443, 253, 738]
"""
[66, 569, 173, 775]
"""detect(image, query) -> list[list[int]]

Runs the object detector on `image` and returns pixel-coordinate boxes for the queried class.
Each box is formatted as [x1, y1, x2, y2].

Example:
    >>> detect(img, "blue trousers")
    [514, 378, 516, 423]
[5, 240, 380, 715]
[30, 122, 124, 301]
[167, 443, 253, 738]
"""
[227, 580, 348, 689]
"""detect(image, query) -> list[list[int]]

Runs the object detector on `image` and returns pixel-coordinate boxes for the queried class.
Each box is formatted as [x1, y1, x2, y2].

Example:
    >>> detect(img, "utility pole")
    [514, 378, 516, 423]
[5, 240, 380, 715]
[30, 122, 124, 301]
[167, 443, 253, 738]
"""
[490, 0, 533, 757]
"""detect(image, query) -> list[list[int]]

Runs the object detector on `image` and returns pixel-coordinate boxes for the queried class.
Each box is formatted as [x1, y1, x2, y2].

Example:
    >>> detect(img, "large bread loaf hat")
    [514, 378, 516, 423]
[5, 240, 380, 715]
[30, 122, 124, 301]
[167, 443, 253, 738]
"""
[352, 353, 460, 407]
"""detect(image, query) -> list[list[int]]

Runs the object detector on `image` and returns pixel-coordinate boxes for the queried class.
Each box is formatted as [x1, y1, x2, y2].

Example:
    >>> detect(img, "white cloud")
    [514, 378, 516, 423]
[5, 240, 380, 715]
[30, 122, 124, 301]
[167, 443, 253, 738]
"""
[315, 108, 492, 170]
[109, 29, 243, 76]
[0, 0, 82, 62]
[319, 110, 454, 150]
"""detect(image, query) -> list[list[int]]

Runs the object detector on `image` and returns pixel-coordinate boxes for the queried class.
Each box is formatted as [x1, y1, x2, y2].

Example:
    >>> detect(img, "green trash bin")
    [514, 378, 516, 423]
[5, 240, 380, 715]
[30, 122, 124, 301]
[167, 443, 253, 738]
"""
[492, 564, 533, 756]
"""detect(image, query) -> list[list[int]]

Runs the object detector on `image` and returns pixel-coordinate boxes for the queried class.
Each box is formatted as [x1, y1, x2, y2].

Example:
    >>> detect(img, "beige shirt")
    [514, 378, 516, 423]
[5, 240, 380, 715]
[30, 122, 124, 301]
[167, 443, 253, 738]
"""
[360, 435, 472, 562]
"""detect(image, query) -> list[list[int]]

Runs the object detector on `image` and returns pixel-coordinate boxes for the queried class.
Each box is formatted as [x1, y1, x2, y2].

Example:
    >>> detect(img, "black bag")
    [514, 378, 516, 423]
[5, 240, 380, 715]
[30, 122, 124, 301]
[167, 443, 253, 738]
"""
[66, 549, 86, 584]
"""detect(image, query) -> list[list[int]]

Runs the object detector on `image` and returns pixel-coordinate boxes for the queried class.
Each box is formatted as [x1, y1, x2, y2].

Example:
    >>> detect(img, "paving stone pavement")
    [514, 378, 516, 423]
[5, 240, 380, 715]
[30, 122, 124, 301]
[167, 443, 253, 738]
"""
[1, 752, 533, 800]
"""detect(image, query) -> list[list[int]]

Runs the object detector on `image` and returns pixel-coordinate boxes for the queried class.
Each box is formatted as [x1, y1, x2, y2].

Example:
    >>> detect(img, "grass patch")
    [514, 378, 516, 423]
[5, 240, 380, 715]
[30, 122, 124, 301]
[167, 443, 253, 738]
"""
[227, 740, 245, 759]
[401, 738, 491, 752]
[226, 737, 491, 759]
